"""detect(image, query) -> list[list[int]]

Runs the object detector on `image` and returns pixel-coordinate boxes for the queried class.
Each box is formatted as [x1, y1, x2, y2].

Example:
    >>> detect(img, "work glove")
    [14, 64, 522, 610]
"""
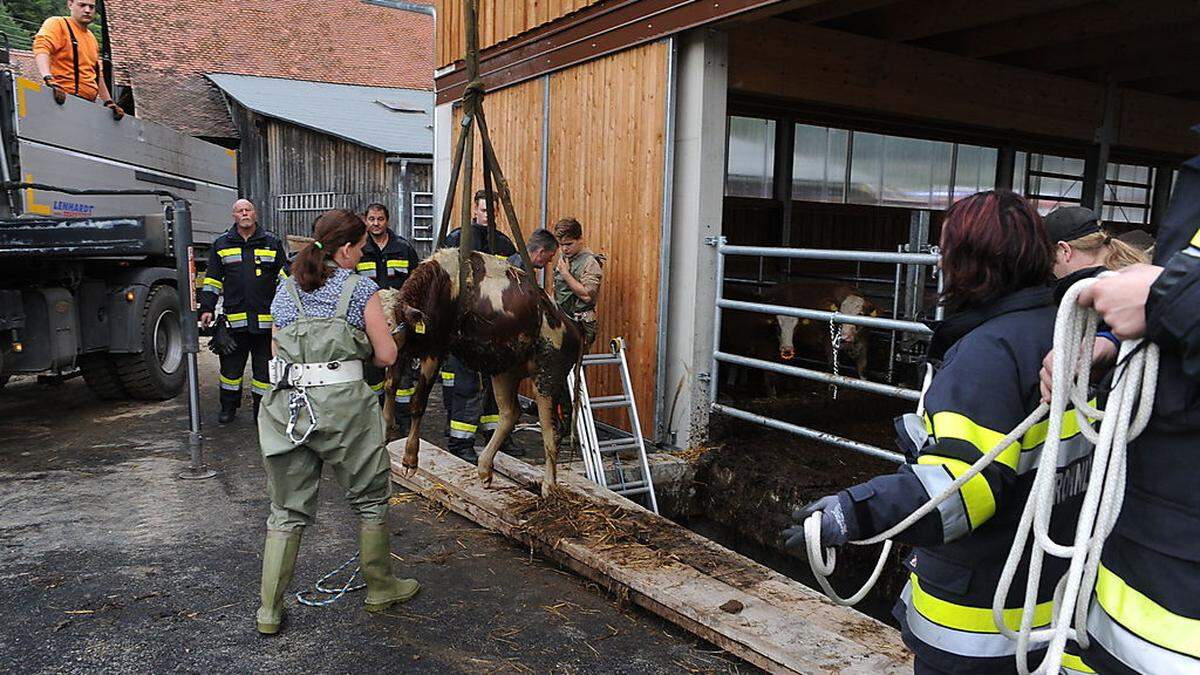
[48, 83, 66, 105]
[207, 315, 238, 357]
[781, 494, 850, 551]
[104, 100, 125, 121]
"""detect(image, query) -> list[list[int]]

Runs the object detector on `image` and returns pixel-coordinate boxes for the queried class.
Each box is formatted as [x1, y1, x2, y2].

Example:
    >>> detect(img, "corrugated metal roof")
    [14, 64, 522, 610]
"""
[206, 73, 433, 156]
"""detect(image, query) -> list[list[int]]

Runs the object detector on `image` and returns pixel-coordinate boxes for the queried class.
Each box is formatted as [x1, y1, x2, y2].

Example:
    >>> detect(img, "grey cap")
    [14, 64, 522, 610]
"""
[1044, 206, 1101, 243]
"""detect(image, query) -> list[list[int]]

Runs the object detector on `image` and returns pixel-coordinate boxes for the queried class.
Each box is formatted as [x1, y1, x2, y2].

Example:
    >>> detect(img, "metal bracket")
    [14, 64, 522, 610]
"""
[698, 372, 712, 382]
[704, 235, 722, 246]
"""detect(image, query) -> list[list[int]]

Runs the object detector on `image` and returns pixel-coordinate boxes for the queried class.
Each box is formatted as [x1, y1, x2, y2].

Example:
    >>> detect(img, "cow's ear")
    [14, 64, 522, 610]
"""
[869, 309, 879, 317]
[828, 303, 839, 312]
[402, 306, 426, 326]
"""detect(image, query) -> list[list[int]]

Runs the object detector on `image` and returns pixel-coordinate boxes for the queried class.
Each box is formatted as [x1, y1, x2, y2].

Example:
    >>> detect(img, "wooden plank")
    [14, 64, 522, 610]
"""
[389, 440, 912, 674]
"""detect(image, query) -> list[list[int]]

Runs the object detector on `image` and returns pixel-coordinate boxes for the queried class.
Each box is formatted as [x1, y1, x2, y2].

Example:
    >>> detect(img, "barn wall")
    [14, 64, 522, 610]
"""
[263, 119, 401, 238]
[448, 77, 545, 238]
[436, 0, 600, 68]
[546, 40, 668, 430]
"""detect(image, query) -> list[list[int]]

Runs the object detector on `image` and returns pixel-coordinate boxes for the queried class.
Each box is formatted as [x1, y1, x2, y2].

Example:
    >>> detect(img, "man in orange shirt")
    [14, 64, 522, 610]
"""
[32, 0, 124, 119]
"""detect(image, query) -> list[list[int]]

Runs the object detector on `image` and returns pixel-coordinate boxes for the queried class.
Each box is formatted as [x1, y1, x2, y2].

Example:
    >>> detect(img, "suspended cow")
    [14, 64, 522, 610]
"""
[762, 282, 880, 379]
[380, 249, 583, 496]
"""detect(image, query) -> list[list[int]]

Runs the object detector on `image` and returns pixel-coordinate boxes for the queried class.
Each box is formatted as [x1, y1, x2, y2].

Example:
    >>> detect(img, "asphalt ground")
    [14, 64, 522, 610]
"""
[0, 350, 750, 674]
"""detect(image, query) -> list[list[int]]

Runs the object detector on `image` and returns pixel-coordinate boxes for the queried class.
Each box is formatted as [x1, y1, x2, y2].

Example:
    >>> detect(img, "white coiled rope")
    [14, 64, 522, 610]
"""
[804, 276, 1158, 674]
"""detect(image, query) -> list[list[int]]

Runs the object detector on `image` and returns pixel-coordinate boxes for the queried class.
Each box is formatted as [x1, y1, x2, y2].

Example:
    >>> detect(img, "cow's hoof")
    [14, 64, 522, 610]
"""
[540, 482, 553, 499]
[401, 462, 417, 477]
[479, 470, 493, 488]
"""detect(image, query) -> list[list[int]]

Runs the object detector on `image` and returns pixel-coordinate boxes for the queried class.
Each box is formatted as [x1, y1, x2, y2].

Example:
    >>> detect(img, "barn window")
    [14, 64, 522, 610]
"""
[726, 116, 776, 199]
[1017, 153, 1157, 225]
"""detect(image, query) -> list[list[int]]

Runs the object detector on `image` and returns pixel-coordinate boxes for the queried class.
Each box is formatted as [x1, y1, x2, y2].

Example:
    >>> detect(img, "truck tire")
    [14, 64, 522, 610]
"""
[114, 285, 185, 400]
[79, 354, 128, 400]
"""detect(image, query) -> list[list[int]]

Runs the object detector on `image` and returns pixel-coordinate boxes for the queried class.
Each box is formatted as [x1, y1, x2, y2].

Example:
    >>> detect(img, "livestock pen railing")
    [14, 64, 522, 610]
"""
[707, 238, 941, 463]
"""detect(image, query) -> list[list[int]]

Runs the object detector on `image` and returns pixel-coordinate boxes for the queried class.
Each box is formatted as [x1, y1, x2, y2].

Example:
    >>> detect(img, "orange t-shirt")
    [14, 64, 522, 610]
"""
[32, 16, 100, 101]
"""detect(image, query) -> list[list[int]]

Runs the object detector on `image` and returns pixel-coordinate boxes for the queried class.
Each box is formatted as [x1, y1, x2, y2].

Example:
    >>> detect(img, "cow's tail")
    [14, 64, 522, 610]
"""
[566, 349, 585, 456]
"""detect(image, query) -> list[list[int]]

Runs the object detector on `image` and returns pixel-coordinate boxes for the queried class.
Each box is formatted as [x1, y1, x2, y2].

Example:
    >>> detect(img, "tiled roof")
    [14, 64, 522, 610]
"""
[208, 73, 433, 155]
[4, 48, 39, 80]
[104, 0, 434, 139]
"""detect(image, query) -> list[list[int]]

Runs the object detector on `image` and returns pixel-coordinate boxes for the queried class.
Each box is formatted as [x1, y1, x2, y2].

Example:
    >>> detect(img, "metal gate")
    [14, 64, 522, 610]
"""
[707, 238, 940, 463]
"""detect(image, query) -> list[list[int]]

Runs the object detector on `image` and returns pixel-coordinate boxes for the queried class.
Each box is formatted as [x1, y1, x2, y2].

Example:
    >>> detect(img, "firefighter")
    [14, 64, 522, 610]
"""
[357, 203, 422, 433]
[441, 191, 516, 461]
[199, 199, 287, 423]
[255, 209, 418, 634]
[782, 191, 1095, 674]
[1064, 155, 1200, 674]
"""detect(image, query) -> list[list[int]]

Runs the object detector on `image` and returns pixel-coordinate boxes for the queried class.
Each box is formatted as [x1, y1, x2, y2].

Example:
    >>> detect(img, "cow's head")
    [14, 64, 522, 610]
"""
[835, 295, 879, 359]
[774, 314, 801, 360]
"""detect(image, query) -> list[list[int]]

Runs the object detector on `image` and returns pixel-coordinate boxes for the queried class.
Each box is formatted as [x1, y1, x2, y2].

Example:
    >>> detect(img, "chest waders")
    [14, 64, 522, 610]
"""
[253, 275, 419, 635]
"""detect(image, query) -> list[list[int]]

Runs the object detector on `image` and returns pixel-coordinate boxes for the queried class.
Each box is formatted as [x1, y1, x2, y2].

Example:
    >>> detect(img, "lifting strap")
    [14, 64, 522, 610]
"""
[61, 18, 79, 96]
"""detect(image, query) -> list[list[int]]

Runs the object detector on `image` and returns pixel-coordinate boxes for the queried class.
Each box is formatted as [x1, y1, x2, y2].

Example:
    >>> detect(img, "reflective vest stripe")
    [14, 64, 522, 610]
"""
[253, 248, 276, 259]
[909, 576, 1053, 633]
[227, 312, 248, 320]
[1095, 564, 1200, 658]
[449, 420, 477, 438]
[911, 463, 970, 542]
[278, 268, 288, 280]
[1061, 651, 1096, 674]
[257, 314, 273, 324]
[916, 455, 996, 529]
[369, 381, 385, 393]
[902, 581, 1046, 658]
[926, 410, 1021, 470]
[1088, 597, 1200, 672]
[217, 247, 241, 258]
[202, 277, 223, 291]
[394, 386, 415, 402]
[355, 262, 374, 272]
[1191, 227, 1200, 248]
[440, 371, 454, 386]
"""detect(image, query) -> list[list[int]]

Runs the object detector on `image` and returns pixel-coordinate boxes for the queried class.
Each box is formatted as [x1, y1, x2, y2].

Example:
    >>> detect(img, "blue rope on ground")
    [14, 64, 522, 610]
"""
[295, 554, 366, 607]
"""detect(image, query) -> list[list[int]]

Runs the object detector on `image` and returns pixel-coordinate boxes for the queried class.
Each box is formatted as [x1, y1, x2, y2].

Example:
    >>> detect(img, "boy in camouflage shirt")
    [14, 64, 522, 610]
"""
[552, 217, 604, 348]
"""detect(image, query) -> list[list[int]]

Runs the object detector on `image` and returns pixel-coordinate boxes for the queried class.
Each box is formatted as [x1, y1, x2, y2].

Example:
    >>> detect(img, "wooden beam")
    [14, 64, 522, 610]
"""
[388, 440, 913, 674]
[727, 19, 1200, 157]
[930, 0, 1200, 59]
[838, 0, 1092, 42]
[997, 17, 1200, 73]
[781, 0, 899, 24]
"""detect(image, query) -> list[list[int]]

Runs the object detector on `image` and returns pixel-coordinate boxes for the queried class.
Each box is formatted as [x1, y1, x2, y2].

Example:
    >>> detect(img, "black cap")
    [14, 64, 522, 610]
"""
[1044, 206, 1101, 243]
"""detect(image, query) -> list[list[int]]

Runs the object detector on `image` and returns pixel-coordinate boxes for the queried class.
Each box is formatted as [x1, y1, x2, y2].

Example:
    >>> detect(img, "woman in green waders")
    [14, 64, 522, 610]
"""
[255, 209, 419, 634]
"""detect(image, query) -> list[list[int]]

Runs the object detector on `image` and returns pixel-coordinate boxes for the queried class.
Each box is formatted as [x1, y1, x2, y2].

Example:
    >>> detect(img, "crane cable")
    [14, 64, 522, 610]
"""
[803, 276, 1158, 674]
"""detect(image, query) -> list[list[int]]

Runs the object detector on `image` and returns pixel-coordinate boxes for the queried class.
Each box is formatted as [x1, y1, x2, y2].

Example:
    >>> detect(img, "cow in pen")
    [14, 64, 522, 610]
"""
[380, 249, 583, 496]
[762, 281, 880, 380]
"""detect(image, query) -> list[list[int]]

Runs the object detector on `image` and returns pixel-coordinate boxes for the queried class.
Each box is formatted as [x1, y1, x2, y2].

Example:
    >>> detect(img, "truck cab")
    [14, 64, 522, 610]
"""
[0, 68, 237, 398]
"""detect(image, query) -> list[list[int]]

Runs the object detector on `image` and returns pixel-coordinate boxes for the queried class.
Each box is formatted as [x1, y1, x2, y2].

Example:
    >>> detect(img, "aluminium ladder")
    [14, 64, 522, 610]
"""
[568, 337, 659, 514]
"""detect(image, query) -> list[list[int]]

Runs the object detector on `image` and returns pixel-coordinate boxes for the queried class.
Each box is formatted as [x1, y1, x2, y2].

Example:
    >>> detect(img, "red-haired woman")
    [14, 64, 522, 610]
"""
[254, 209, 419, 635]
[783, 191, 1095, 674]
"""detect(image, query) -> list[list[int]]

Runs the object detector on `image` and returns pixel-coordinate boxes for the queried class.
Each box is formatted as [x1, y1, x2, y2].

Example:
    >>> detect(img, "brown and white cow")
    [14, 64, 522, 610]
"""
[761, 282, 880, 379]
[380, 248, 584, 496]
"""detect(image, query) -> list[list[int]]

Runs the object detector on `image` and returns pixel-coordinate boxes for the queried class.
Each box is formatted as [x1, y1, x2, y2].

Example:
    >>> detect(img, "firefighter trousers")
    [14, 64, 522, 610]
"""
[366, 361, 415, 433]
[219, 331, 272, 412]
[443, 355, 509, 458]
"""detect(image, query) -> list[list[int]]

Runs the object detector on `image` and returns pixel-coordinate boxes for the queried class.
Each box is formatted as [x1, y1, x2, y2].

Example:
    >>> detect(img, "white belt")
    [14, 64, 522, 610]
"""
[268, 358, 363, 388]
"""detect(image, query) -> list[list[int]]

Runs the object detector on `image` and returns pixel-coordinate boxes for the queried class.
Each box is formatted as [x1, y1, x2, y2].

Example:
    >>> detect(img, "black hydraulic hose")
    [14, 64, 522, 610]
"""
[1, 182, 180, 201]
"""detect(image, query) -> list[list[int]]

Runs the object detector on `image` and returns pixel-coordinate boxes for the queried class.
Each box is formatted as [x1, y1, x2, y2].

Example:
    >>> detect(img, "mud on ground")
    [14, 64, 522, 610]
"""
[697, 383, 914, 622]
[0, 351, 751, 674]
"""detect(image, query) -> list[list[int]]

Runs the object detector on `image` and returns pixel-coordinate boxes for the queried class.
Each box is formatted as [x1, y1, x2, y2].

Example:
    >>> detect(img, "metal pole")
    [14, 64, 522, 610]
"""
[715, 351, 920, 400]
[712, 403, 903, 464]
[718, 297, 933, 334]
[707, 236, 727, 406]
[718, 243, 939, 265]
[174, 199, 215, 480]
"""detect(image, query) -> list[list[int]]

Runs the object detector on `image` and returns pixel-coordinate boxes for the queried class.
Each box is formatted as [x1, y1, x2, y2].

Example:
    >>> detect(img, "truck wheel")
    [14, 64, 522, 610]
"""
[114, 285, 185, 400]
[79, 354, 128, 400]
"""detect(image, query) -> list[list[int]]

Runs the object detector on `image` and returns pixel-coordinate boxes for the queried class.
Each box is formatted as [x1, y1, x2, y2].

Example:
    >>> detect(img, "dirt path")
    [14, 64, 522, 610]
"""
[0, 351, 749, 674]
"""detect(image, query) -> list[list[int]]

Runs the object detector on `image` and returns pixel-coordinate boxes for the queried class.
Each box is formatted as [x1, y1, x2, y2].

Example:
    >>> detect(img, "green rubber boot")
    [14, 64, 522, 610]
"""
[359, 521, 421, 612]
[255, 528, 302, 634]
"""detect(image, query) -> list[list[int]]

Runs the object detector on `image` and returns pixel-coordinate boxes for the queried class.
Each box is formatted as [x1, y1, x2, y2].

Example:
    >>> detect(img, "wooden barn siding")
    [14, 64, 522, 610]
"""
[437, 0, 600, 68]
[265, 120, 400, 238]
[448, 78, 544, 239]
[546, 41, 667, 431]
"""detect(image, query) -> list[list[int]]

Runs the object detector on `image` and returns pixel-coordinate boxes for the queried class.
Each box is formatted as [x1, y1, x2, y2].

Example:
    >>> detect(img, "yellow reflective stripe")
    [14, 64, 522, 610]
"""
[480, 414, 501, 424]
[257, 314, 273, 323]
[219, 375, 242, 386]
[356, 262, 374, 271]
[917, 455, 996, 529]
[1061, 652, 1096, 674]
[370, 381, 385, 392]
[440, 371, 454, 380]
[1019, 400, 1095, 448]
[250, 379, 271, 391]
[1191, 227, 1200, 247]
[395, 387, 416, 396]
[493, 254, 507, 260]
[911, 575, 1053, 633]
[1096, 564, 1200, 657]
[217, 247, 241, 258]
[278, 268, 288, 280]
[449, 420, 477, 432]
[202, 277, 223, 290]
[253, 248, 276, 258]
[227, 312, 248, 321]
[386, 259, 409, 268]
[926, 411, 1021, 470]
